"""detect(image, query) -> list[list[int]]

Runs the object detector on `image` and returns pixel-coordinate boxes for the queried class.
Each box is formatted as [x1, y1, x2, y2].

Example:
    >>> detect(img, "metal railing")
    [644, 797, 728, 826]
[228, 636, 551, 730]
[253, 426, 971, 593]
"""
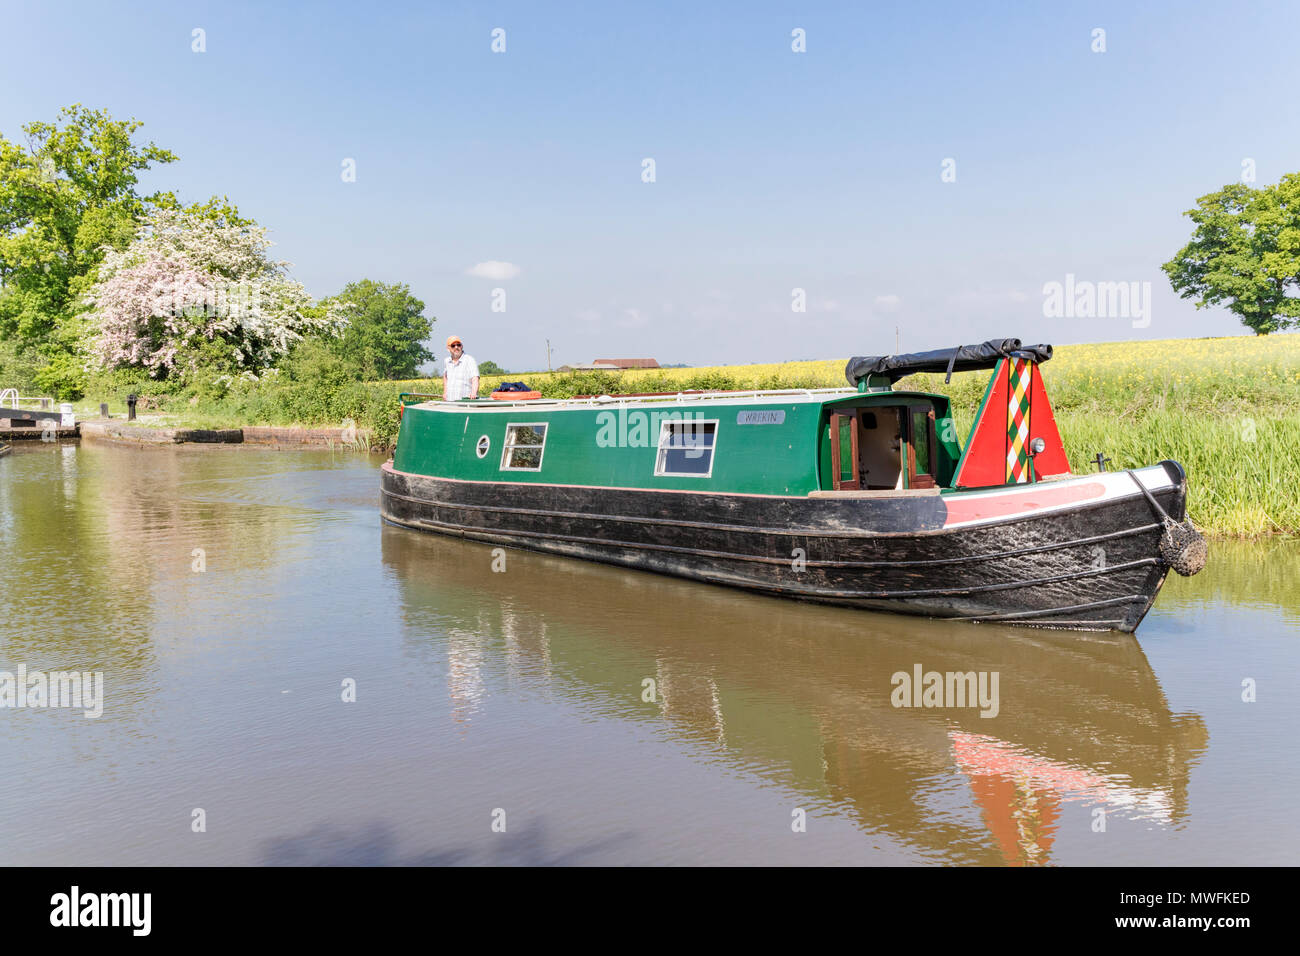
[0, 389, 56, 410]
[403, 387, 860, 411]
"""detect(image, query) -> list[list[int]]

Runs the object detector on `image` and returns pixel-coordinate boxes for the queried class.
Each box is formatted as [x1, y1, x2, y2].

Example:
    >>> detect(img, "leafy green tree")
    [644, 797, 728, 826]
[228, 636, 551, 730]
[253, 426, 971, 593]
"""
[1164, 173, 1300, 335]
[0, 105, 177, 346]
[478, 359, 506, 375]
[324, 279, 433, 379]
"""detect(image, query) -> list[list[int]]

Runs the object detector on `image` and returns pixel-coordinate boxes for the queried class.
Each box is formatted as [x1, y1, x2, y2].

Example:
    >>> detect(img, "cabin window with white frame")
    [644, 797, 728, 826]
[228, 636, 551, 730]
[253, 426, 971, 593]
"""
[655, 419, 718, 477]
[500, 423, 547, 471]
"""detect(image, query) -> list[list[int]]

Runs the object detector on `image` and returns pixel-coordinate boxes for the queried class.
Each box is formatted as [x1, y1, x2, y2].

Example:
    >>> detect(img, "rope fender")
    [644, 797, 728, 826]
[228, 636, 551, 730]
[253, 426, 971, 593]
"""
[1125, 470, 1207, 577]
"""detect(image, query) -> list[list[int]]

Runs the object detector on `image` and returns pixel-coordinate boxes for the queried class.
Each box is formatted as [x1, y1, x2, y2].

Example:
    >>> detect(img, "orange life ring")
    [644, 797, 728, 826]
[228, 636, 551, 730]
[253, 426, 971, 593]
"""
[491, 390, 541, 400]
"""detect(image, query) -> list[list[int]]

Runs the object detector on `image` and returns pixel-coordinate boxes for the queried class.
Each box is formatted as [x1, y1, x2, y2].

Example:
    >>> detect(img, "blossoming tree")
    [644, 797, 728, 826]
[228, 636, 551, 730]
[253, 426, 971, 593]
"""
[86, 209, 347, 381]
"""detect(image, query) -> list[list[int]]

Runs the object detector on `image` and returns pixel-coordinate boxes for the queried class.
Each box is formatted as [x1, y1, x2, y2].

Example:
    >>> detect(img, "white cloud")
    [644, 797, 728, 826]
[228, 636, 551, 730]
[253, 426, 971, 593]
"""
[466, 260, 520, 280]
[873, 294, 902, 312]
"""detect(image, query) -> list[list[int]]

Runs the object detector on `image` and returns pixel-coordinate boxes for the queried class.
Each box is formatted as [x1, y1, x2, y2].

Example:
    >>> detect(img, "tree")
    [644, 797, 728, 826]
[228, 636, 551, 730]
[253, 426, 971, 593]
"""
[324, 279, 433, 379]
[478, 359, 506, 375]
[86, 208, 347, 382]
[1164, 173, 1300, 335]
[0, 105, 178, 363]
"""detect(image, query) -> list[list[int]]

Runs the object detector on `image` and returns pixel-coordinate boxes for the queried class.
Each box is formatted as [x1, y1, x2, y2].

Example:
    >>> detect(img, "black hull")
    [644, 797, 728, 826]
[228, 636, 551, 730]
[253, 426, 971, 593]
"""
[379, 462, 1189, 632]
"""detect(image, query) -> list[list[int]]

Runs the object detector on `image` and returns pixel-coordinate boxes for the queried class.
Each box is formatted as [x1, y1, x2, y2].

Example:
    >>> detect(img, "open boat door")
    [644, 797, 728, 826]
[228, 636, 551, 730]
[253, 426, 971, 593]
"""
[845, 338, 1068, 489]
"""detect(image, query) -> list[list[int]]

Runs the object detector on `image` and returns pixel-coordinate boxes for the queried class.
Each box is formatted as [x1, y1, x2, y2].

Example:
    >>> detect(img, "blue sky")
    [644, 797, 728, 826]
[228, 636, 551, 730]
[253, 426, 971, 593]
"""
[3, 0, 1298, 371]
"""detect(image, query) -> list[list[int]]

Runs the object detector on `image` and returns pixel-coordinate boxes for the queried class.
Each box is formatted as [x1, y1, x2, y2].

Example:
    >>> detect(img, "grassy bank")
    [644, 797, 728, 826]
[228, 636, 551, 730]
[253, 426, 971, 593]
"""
[77, 334, 1300, 537]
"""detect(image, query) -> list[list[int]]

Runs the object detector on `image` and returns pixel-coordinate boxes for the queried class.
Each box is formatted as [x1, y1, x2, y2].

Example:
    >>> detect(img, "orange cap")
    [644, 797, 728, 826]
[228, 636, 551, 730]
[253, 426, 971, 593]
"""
[446, 335, 463, 347]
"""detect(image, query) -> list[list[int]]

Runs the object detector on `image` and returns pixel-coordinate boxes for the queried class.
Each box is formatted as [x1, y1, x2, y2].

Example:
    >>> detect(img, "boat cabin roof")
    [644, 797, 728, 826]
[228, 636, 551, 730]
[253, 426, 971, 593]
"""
[407, 386, 946, 413]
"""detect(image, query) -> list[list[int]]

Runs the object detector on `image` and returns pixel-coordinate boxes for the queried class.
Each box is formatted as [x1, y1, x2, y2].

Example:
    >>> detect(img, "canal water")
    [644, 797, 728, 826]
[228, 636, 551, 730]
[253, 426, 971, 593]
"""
[1, 442, 1296, 865]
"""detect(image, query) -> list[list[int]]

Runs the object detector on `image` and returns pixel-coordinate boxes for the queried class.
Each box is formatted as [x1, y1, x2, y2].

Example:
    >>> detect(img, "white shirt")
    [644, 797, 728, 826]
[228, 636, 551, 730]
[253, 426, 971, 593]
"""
[443, 353, 480, 400]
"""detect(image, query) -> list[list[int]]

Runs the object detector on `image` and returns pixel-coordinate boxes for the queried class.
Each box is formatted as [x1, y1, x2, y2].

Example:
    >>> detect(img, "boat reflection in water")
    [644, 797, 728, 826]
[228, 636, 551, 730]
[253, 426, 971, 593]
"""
[381, 526, 1208, 865]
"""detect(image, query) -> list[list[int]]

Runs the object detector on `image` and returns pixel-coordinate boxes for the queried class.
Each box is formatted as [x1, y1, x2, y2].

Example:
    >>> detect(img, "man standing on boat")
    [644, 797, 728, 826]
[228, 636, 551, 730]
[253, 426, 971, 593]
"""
[443, 335, 480, 400]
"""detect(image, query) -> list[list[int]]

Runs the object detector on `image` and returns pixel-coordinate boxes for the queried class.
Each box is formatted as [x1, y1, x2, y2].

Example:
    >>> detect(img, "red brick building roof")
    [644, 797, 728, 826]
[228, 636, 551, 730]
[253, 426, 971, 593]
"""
[592, 358, 660, 369]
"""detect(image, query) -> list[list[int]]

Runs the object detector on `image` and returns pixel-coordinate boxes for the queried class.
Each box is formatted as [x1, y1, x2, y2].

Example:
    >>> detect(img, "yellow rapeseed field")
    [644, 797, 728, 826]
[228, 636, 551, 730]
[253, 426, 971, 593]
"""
[397, 334, 1300, 406]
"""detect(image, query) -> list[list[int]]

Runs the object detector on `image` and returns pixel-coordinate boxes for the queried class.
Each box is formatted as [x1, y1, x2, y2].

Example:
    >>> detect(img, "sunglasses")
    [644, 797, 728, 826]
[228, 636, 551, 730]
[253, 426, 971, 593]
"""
[449, 343, 463, 349]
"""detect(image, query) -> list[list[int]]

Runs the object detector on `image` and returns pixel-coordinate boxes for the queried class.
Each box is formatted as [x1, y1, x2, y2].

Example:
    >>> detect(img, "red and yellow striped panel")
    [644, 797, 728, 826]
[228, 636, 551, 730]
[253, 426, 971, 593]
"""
[1006, 357, 1032, 483]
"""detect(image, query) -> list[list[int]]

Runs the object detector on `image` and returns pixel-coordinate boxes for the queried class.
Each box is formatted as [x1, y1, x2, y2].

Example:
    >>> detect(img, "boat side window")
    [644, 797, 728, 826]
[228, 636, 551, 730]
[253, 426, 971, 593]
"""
[500, 423, 547, 471]
[655, 420, 718, 477]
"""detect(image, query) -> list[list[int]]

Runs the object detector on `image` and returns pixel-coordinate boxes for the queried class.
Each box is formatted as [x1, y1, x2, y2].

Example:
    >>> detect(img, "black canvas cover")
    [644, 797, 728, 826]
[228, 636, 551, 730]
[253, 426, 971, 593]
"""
[845, 338, 1053, 386]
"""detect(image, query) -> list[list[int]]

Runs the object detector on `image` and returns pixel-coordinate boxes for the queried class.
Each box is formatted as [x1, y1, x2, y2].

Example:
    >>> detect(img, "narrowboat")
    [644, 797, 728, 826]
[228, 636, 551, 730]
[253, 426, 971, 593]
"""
[380, 338, 1206, 632]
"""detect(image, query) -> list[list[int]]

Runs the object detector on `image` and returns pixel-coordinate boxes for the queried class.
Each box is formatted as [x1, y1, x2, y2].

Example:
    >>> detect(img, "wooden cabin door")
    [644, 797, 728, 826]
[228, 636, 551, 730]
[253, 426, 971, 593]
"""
[906, 405, 938, 489]
[829, 412, 861, 490]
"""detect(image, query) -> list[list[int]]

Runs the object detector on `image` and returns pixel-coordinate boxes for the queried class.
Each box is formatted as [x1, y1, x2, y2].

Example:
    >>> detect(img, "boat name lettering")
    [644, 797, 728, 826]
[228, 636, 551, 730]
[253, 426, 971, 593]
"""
[737, 410, 785, 425]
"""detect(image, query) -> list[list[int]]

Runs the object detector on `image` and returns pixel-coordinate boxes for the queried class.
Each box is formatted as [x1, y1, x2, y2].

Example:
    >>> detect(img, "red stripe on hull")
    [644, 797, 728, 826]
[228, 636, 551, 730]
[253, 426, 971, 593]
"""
[942, 482, 1107, 526]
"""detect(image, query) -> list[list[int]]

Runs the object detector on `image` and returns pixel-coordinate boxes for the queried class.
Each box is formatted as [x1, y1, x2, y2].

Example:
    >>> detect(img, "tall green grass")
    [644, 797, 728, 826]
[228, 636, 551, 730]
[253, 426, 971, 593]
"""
[1056, 412, 1300, 537]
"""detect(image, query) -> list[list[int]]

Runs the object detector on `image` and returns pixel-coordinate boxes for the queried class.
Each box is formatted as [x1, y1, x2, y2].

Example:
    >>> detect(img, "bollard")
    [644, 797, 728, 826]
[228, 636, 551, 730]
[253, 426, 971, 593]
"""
[100, 403, 109, 419]
[127, 393, 137, 422]
[40, 398, 50, 410]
